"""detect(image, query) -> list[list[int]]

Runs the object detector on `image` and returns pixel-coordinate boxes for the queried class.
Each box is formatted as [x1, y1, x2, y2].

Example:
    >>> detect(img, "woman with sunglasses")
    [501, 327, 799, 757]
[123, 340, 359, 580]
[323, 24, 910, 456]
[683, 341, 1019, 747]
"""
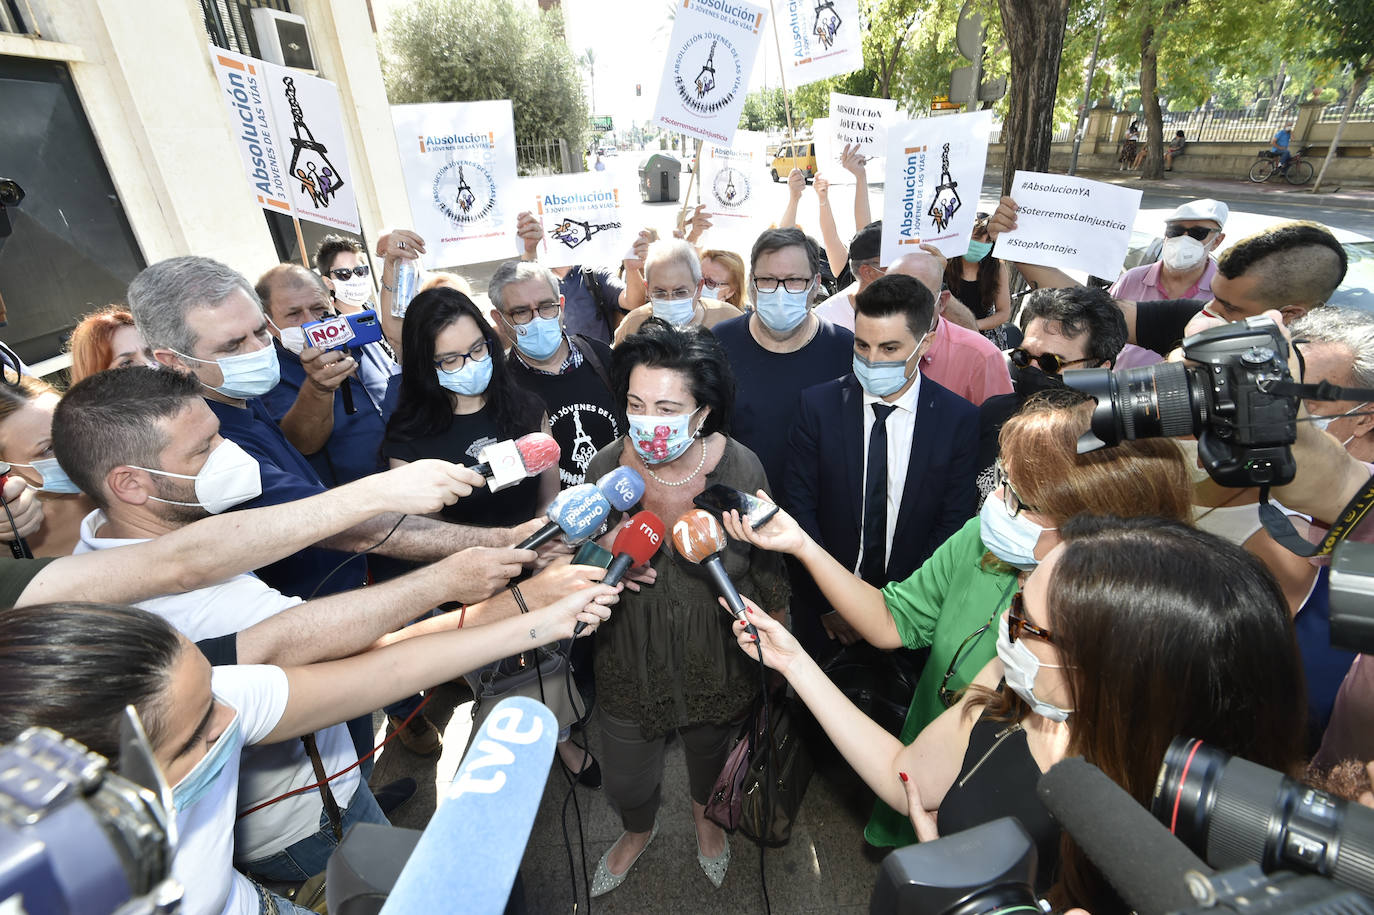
[613, 238, 743, 344]
[723, 394, 1193, 848]
[315, 234, 376, 315]
[730, 514, 1305, 906]
[944, 213, 1011, 348]
[700, 249, 748, 311]
[383, 287, 559, 525]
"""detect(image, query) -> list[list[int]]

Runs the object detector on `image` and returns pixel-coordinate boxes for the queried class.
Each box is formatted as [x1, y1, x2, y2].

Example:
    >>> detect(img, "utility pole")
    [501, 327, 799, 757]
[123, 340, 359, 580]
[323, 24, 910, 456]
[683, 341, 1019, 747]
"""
[1068, 6, 1106, 175]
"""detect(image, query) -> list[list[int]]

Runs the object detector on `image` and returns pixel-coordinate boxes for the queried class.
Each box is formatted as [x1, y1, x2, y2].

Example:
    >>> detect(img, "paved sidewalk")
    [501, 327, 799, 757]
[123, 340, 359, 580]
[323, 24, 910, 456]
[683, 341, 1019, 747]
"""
[989, 167, 1374, 212]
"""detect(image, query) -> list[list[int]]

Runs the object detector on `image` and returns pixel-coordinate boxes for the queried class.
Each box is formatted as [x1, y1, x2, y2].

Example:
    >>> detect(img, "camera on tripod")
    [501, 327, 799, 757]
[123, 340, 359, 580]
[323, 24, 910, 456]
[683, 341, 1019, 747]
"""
[1065, 316, 1300, 488]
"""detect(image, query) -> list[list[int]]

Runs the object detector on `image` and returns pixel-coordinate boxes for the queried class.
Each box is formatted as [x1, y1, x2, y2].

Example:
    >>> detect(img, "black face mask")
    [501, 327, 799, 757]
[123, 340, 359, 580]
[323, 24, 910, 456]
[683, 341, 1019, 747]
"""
[1013, 364, 1067, 398]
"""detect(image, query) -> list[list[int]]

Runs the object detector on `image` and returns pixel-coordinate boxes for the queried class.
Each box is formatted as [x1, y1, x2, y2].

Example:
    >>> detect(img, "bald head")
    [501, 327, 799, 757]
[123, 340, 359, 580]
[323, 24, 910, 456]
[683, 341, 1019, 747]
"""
[887, 251, 945, 297]
[255, 264, 332, 329]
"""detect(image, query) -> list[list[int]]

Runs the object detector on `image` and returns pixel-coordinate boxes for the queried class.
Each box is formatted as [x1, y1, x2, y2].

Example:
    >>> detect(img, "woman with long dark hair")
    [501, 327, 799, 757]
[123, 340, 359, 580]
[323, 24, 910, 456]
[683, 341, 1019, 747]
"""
[944, 212, 1012, 347]
[383, 286, 558, 525]
[732, 514, 1307, 908]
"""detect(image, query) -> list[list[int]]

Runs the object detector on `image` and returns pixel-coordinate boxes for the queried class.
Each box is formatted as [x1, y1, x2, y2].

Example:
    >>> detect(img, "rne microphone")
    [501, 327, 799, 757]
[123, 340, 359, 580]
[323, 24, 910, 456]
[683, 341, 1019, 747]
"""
[515, 483, 611, 550]
[1036, 756, 1212, 915]
[573, 511, 664, 635]
[671, 508, 757, 638]
[468, 433, 560, 492]
[595, 466, 645, 512]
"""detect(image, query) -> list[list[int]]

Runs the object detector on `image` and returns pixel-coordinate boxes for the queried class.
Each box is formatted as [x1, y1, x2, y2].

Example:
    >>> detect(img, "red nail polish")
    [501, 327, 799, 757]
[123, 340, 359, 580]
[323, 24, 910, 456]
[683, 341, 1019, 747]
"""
[899, 772, 909, 783]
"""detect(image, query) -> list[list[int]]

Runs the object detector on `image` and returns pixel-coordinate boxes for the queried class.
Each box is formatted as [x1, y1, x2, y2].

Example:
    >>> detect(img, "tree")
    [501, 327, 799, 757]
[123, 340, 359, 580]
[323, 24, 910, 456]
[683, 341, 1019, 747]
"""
[580, 49, 597, 114]
[381, 0, 588, 150]
[1307, 0, 1374, 192]
[996, 0, 1072, 196]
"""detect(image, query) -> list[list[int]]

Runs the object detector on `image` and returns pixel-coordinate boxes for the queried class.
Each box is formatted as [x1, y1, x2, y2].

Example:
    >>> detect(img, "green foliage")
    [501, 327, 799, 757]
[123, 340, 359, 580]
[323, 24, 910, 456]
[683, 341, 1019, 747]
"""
[1305, 0, 1374, 77]
[380, 0, 588, 149]
[738, 87, 791, 131]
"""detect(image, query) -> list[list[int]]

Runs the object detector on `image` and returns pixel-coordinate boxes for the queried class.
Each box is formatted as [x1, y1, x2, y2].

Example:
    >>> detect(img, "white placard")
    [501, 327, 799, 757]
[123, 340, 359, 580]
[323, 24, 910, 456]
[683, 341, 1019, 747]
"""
[993, 171, 1143, 281]
[520, 173, 629, 270]
[652, 0, 767, 147]
[779, 0, 864, 85]
[829, 92, 897, 158]
[880, 109, 994, 263]
[391, 101, 520, 268]
[264, 66, 362, 233]
[703, 130, 766, 222]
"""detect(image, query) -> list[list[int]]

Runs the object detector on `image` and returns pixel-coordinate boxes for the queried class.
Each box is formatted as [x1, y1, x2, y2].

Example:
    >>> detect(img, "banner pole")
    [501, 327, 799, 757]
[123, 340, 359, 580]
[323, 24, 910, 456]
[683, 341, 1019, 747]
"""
[767, 0, 797, 149]
[292, 216, 310, 269]
[677, 139, 701, 230]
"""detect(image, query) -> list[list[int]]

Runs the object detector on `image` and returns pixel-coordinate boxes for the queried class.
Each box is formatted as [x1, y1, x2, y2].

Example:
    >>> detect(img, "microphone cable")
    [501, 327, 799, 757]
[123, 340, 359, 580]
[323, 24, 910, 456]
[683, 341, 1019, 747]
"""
[751, 628, 774, 915]
[0, 485, 33, 559]
[306, 513, 407, 600]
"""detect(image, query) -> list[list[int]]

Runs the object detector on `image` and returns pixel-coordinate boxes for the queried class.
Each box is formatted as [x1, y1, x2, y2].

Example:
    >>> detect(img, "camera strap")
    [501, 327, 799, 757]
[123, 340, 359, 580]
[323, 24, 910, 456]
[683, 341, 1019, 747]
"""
[1260, 476, 1374, 557]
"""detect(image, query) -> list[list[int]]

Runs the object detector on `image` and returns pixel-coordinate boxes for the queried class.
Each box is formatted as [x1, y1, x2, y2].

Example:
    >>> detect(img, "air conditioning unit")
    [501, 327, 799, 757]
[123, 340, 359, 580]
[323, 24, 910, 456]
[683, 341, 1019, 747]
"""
[250, 8, 317, 73]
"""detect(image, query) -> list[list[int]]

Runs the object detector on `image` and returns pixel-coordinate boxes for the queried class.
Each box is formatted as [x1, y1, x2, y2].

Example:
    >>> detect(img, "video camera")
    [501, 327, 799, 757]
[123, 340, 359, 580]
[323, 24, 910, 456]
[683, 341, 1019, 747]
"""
[0, 709, 181, 914]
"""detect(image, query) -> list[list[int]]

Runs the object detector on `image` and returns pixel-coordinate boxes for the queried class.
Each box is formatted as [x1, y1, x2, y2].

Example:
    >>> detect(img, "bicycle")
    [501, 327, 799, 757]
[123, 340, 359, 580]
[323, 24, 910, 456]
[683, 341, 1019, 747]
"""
[1248, 144, 1314, 185]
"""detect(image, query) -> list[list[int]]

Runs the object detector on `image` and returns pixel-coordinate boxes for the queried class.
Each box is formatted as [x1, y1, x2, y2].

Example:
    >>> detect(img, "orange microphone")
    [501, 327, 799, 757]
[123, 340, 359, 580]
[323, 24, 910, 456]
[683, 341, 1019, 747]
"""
[671, 508, 756, 637]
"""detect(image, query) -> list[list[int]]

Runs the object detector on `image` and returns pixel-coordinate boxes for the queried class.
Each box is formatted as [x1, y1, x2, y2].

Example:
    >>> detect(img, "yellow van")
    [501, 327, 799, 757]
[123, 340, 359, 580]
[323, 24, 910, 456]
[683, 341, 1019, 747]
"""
[770, 141, 818, 182]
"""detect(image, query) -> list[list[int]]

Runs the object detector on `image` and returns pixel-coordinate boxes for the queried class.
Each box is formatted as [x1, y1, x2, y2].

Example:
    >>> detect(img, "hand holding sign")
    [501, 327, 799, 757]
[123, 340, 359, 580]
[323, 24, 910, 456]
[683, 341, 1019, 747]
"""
[991, 172, 1142, 281]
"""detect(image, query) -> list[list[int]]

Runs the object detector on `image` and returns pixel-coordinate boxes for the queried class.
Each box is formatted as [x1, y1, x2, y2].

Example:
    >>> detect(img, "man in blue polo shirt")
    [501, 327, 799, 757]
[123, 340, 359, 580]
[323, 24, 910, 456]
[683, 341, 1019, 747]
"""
[256, 264, 395, 487]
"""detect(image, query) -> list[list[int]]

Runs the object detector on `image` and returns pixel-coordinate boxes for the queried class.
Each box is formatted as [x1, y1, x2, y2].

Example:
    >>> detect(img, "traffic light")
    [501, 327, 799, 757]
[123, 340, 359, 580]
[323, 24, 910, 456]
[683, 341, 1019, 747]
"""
[636, 83, 641, 97]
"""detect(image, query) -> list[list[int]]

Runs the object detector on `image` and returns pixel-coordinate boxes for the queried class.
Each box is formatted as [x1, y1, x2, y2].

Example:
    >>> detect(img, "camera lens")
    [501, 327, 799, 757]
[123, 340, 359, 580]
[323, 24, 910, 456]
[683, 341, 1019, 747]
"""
[1066, 362, 1206, 450]
[1151, 736, 1374, 898]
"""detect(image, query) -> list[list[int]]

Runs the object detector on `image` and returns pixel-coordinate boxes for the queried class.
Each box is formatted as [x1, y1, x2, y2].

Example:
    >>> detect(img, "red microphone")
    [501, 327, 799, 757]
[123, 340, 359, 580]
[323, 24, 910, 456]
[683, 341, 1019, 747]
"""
[671, 508, 756, 637]
[469, 433, 560, 492]
[573, 510, 664, 636]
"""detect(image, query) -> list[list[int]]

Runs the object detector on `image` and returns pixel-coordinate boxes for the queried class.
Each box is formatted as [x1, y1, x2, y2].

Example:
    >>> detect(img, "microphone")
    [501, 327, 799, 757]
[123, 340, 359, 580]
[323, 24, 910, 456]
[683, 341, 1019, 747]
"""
[671, 508, 757, 637]
[1036, 757, 1213, 915]
[468, 433, 560, 492]
[595, 466, 645, 512]
[514, 483, 611, 550]
[346, 697, 555, 914]
[572, 510, 664, 635]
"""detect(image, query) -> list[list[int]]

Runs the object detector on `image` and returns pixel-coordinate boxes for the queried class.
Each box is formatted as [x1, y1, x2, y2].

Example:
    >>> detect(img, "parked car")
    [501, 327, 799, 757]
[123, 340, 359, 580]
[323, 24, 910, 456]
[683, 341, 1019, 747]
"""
[770, 142, 817, 182]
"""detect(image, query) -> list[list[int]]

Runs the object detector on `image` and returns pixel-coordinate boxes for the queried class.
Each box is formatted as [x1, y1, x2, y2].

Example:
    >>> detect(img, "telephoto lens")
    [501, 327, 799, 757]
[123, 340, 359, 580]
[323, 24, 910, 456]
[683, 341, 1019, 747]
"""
[1151, 736, 1374, 898]
[869, 817, 1044, 915]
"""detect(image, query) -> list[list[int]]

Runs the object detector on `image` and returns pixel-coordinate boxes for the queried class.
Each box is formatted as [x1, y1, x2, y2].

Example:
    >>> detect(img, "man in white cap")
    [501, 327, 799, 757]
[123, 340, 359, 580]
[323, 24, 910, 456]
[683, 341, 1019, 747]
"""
[1108, 198, 1228, 303]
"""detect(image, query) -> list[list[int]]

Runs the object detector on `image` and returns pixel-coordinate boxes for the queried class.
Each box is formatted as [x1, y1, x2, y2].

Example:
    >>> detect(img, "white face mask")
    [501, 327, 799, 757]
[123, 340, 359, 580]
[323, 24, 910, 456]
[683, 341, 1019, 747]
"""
[996, 614, 1073, 722]
[278, 325, 307, 355]
[1310, 402, 1368, 434]
[335, 275, 373, 307]
[132, 439, 263, 514]
[979, 494, 1055, 571]
[1161, 234, 1208, 271]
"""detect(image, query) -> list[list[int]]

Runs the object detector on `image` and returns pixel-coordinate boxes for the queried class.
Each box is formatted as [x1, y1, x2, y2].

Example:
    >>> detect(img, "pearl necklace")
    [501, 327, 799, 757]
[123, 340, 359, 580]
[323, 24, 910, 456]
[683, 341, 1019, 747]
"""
[644, 439, 708, 487]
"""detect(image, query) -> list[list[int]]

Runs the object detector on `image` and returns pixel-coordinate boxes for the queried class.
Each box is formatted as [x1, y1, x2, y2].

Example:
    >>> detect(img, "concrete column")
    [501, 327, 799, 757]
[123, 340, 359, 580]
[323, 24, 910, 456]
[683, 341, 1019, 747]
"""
[1295, 100, 1325, 146]
[296, 0, 414, 238]
[47, 0, 279, 274]
[1086, 102, 1115, 154]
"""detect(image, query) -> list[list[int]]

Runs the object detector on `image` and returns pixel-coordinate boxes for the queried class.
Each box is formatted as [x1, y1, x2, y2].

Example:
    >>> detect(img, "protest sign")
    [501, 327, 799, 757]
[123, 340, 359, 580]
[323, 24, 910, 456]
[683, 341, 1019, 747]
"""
[263, 66, 361, 233]
[652, 0, 767, 147]
[519, 173, 628, 270]
[210, 48, 361, 233]
[829, 92, 897, 159]
[778, 0, 864, 85]
[880, 109, 994, 263]
[391, 100, 520, 267]
[992, 171, 1142, 281]
[703, 130, 766, 226]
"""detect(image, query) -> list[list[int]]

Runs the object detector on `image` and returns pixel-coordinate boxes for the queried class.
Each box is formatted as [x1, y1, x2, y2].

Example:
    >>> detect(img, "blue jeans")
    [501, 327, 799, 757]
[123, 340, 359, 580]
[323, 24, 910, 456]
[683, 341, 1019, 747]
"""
[242, 780, 389, 882]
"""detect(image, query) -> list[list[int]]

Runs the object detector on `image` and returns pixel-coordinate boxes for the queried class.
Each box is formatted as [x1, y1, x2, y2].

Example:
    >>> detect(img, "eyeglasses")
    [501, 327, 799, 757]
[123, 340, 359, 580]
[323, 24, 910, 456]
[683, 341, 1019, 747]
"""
[703, 278, 733, 292]
[649, 287, 695, 303]
[1007, 591, 1054, 644]
[433, 338, 490, 370]
[753, 276, 813, 293]
[328, 264, 371, 281]
[0, 341, 22, 390]
[993, 459, 1040, 517]
[939, 619, 993, 707]
[1164, 225, 1216, 242]
[1009, 348, 1095, 376]
[504, 300, 561, 325]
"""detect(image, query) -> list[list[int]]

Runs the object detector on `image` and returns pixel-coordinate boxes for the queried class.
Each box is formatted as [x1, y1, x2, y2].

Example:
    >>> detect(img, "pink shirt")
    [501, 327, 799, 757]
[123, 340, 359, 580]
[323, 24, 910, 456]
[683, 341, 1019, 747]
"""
[1109, 258, 1218, 303]
[919, 316, 1013, 406]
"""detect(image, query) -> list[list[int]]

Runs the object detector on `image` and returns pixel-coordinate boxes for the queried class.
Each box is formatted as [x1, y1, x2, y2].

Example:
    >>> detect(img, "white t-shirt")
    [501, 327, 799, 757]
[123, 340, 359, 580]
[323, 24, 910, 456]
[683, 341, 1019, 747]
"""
[180, 664, 289, 915]
[814, 282, 859, 332]
[76, 510, 362, 862]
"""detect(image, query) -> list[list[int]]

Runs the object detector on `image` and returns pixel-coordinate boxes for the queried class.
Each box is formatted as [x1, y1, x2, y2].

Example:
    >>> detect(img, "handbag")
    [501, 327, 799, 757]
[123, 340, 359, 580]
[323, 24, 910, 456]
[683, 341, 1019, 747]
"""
[465, 642, 585, 750]
[705, 690, 814, 847]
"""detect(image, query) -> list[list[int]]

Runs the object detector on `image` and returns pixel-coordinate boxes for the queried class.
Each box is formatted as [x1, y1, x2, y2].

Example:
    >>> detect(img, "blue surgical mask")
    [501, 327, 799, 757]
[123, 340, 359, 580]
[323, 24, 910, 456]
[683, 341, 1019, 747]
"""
[172, 710, 241, 812]
[628, 407, 701, 465]
[8, 457, 82, 494]
[853, 351, 917, 398]
[437, 356, 493, 396]
[652, 296, 696, 327]
[1311, 402, 1368, 433]
[754, 283, 813, 334]
[175, 344, 281, 399]
[996, 614, 1073, 722]
[979, 494, 1055, 571]
[964, 240, 993, 263]
[512, 315, 564, 362]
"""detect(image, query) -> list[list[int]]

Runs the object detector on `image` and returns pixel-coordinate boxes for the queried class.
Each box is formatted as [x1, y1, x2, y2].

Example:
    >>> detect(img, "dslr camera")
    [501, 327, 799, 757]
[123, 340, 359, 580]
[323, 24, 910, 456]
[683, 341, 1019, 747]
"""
[1065, 316, 1299, 488]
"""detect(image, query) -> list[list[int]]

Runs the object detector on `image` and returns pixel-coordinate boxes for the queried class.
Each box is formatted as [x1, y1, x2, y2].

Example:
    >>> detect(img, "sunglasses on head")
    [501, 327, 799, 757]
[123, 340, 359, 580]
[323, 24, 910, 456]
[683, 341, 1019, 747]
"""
[1009, 348, 1094, 376]
[1164, 225, 1216, 242]
[328, 264, 371, 281]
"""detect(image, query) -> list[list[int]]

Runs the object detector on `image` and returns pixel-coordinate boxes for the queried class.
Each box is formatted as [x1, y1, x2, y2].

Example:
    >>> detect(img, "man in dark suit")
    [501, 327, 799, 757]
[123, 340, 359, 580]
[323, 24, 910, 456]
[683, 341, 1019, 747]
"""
[784, 273, 979, 656]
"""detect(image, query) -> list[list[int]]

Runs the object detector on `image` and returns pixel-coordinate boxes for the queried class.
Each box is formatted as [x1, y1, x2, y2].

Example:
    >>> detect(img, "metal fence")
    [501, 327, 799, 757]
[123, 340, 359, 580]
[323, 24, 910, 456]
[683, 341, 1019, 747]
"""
[516, 139, 573, 176]
[1319, 101, 1374, 123]
[1159, 104, 1299, 143]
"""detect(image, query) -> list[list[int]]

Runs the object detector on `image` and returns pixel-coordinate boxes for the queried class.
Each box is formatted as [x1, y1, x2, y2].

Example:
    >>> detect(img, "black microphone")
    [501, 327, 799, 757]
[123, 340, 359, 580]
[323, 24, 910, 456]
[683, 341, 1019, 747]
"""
[1036, 757, 1213, 915]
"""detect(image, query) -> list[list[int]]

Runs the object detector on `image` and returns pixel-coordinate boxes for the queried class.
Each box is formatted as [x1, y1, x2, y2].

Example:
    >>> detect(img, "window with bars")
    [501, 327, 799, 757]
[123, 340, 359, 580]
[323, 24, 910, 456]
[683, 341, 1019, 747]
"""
[199, 0, 293, 55]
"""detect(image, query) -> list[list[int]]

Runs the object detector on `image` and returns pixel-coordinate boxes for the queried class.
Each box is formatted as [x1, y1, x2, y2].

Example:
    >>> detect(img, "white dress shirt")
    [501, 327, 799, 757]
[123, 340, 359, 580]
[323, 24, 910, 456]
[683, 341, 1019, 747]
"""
[854, 372, 922, 574]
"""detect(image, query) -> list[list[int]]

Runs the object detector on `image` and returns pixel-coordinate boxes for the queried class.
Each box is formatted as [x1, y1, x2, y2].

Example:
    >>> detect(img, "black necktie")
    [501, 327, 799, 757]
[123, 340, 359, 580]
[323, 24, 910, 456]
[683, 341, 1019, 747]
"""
[860, 403, 896, 586]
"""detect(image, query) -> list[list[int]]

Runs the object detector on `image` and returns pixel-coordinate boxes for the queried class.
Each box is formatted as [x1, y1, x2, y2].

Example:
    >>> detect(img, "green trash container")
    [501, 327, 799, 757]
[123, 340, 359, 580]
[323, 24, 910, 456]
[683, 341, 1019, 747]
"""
[638, 153, 682, 203]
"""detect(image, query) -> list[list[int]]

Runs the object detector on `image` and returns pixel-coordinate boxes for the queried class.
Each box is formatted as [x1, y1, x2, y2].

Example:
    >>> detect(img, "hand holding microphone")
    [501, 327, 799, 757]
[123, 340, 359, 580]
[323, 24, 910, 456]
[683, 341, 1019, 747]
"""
[671, 508, 757, 638]
[573, 510, 664, 635]
[469, 433, 560, 492]
[515, 483, 611, 550]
